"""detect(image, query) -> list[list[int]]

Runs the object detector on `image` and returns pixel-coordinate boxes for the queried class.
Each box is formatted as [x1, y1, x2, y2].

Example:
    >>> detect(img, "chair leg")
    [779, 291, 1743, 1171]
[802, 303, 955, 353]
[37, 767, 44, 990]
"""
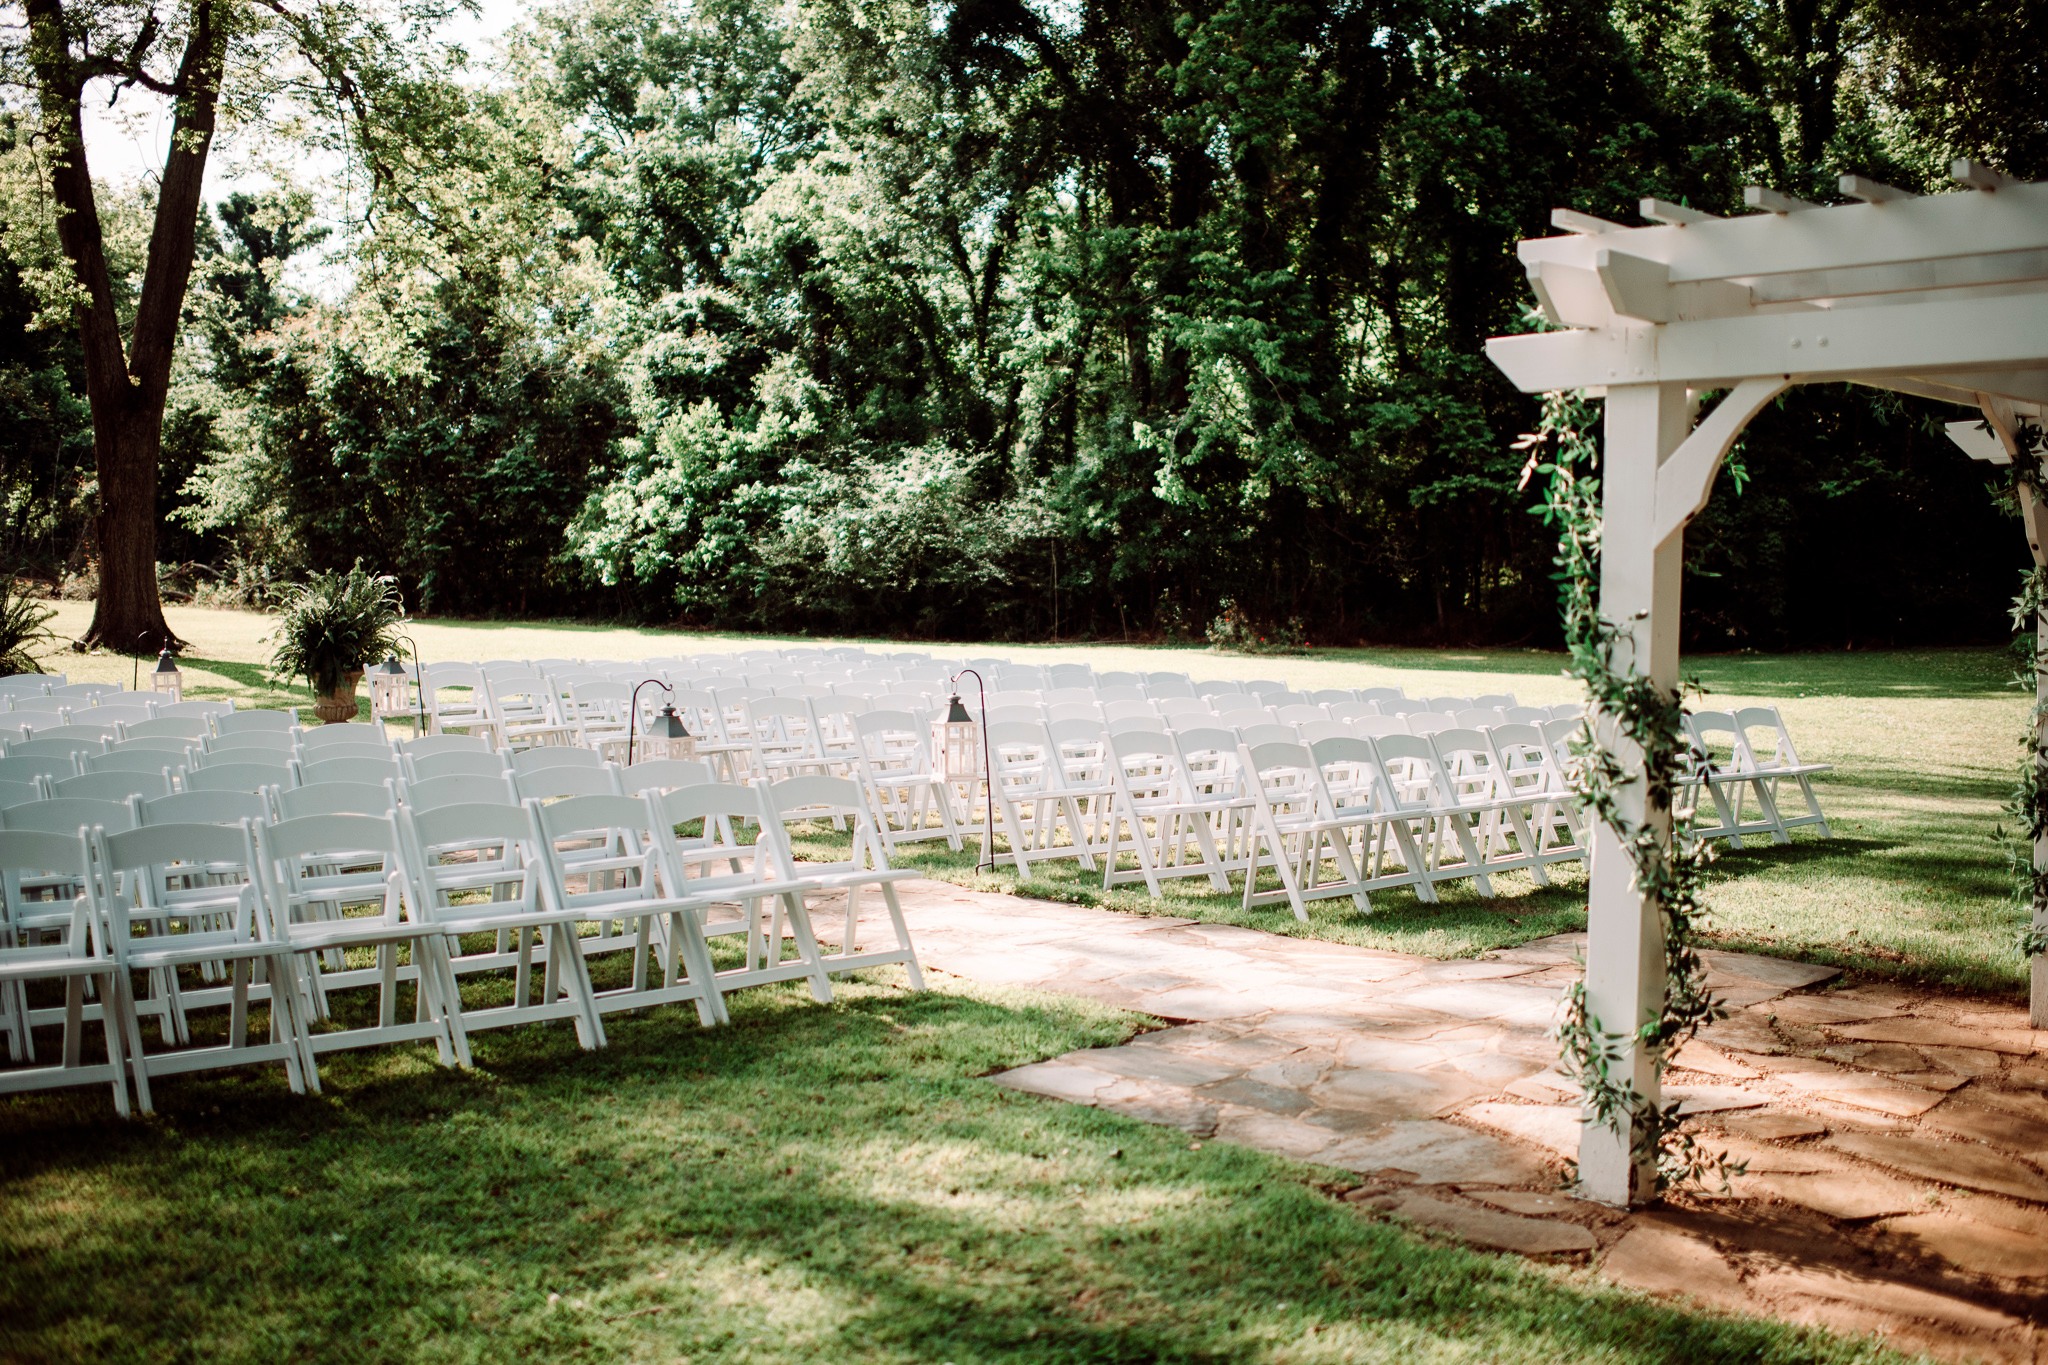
[879, 883, 925, 991]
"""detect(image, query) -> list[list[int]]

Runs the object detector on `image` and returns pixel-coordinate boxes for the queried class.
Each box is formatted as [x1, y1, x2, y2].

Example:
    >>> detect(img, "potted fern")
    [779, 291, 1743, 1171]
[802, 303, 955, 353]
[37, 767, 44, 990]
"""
[268, 565, 409, 723]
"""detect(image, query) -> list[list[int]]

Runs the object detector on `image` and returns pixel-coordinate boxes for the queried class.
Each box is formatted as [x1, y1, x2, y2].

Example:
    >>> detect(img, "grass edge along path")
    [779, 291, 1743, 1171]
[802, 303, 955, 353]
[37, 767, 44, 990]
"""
[0, 974, 1916, 1364]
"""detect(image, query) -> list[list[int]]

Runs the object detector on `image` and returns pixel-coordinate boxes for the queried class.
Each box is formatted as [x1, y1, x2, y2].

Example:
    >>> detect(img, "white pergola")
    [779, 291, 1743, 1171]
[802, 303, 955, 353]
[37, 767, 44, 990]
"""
[1485, 163, 2048, 1206]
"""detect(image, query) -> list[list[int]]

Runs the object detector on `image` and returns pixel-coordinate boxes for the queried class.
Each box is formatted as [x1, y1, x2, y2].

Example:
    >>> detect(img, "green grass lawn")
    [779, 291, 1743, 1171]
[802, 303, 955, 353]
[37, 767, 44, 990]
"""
[41, 601, 2026, 995]
[1, 973, 1907, 1364]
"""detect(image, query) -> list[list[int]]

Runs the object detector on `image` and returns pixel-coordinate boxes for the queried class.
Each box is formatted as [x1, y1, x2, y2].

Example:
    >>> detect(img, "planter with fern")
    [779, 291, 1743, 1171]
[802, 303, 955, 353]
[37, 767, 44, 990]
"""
[269, 566, 408, 724]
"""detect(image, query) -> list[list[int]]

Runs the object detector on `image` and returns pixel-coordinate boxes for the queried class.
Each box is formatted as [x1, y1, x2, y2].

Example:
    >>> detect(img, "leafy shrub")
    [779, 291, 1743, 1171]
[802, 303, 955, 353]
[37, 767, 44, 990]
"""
[1205, 599, 1307, 654]
[267, 563, 408, 695]
[0, 576, 56, 673]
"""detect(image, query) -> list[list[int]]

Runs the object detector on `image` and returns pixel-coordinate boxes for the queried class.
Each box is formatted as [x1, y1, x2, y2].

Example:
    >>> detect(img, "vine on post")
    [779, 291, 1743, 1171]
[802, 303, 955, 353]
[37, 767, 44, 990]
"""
[1517, 390, 1730, 1195]
[1992, 419, 2048, 961]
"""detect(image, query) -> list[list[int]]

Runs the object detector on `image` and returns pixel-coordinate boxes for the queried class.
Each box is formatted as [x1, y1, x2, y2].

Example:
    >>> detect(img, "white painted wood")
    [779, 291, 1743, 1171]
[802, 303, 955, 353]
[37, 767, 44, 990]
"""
[1952, 159, 2016, 192]
[1553, 208, 1625, 235]
[1982, 395, 2048, 1029]
[1518, 181, 2048, 284]
[1839, 174, 1916, 204]
[1744, 185, 1819, 214]
[1946, 420, 2012, 465]
[1486, 290, 2048, 392]
[1579, 383, 1688, 1206]
[1640, 198, 1717, 225]
[1595, 250, 1672, 322]
[1650, 379, 1793, 544]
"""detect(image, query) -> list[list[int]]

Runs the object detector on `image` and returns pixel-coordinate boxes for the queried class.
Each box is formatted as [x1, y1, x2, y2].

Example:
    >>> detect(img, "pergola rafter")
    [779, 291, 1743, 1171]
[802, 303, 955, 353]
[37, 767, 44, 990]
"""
[1484, 162, 2048, 1207]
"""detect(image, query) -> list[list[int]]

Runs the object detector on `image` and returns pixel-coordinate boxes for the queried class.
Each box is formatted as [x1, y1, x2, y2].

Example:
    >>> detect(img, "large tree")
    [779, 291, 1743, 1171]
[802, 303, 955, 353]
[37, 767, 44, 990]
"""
[3, 0, 462, 651]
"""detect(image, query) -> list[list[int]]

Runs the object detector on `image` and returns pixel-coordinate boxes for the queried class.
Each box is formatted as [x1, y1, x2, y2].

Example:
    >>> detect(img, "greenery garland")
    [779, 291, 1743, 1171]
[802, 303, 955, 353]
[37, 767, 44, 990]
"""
[1519, 390, 1730, 1196]
[1993, 419, 2048, 960]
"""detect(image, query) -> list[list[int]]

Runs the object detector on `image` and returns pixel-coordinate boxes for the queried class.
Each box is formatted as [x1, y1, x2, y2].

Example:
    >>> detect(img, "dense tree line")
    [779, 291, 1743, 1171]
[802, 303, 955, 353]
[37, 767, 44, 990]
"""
[6, 0, 2041, 646]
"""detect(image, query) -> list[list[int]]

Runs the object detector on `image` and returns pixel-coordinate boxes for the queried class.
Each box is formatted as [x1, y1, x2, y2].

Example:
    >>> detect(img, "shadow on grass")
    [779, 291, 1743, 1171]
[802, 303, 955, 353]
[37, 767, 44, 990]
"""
[0, 982, 1885, 1364]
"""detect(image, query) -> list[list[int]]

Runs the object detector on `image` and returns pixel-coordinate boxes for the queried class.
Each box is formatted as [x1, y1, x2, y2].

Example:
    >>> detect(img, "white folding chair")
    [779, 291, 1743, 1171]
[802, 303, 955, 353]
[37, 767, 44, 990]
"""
[852, 711, 962, 856]
[398, 800, 606, 1056]
[0, 830, 132, 1112]
[252, 812, 461, 1064]
[644, 783, 833, 1015]
[523, 794, 722, 1023]
[1238, 741, 1372, 920]
[756, 777, 924, 988]
[88, 821, 312, 1109]
[1736, 706, 1832, 836]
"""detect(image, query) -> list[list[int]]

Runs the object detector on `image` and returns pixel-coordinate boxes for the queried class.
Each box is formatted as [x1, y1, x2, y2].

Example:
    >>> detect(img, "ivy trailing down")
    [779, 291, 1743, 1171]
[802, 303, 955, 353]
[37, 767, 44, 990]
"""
[1994, 419, 2048, 961]
[1519, 390, 1729, 1196]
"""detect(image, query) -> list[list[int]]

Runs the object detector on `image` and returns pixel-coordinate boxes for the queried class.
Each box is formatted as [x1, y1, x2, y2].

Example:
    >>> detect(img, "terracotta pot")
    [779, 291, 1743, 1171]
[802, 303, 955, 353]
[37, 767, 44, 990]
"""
[312, 669, 364, 724]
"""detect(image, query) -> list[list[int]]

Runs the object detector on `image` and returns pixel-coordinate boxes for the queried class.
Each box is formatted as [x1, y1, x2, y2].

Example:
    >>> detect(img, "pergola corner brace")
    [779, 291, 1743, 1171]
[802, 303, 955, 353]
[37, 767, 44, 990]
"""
[1651, 378, 1793, 545]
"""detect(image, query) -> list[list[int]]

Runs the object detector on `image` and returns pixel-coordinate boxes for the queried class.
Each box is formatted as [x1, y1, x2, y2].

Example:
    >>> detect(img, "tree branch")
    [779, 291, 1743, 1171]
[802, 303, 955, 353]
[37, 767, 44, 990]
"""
[128, 0, 225, 397]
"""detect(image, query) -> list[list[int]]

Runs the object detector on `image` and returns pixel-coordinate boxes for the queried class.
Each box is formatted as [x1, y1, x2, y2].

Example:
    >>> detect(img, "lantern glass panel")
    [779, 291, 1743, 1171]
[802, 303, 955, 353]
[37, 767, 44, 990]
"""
[151, 655, 183, 703]
[932, 716, 984, 781]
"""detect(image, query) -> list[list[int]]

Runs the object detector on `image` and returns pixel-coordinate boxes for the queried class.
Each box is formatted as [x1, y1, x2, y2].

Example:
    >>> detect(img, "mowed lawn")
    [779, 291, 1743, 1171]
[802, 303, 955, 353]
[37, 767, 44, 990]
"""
[0, 604, 1992, 1362]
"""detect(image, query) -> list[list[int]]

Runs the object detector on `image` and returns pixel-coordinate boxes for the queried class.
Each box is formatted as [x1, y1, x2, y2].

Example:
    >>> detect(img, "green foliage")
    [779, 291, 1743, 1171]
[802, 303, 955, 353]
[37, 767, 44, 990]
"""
[265, 564, 408, 696]
[1205, 600, 1306, 654]
[1995, 420, 2048, 960]
[3, 0, 2029, 643]
[0, 576, 56, 674]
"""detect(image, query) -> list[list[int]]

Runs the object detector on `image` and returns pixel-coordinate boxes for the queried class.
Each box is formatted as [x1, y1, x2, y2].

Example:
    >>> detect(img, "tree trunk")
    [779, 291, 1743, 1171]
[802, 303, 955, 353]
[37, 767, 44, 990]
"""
[89, 401, 174, 654]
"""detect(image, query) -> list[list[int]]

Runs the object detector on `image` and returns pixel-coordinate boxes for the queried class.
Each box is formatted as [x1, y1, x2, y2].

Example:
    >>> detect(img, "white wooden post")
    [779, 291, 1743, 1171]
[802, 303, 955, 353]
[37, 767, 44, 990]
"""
[1579, 382, 1689, 1205]
[1987, 395, 2048, 1030]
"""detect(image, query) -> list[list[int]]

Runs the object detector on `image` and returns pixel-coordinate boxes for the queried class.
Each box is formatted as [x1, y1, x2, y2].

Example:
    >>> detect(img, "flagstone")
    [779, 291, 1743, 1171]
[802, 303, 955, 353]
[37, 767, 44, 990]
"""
[1316, 1119, 1554, 1185]
[1381, 981, 1563, 1029]
[1460, 1102, 1584, 1159]
[1877, 1212, 2048, 1279]
[1669, 1084, 1768, 1114]
[1920, 1046, 2004, 1079]
[1828, 1132, 2048, 1203]
[990, 1059, 1116, 1104]
[1194, 1075, 1315, 1117]
[1212, 1107, 1340, 1161]
[1834, 1016, 2036, 1056]
[1699, 950, 1840, 992]
[1310, 1066, 1496, 1120]
[1761, 993, 1906, 1027]
[1669, 1040, 1760, 1079]
[1469, 1188, 1613, 1220]
[1093, 1080, 1222, 1136]
[1082, 1045, 1245, 1089]
[1696, 1013, 1794, 1056]
[1380, 1191, 1595, 1257]
[1749, 1265, 2025, 1336]
[1735, 1169, 1931, 1221]
[1600, 1222, 1749, 1310]
[1705, 1110, 1829, 1142]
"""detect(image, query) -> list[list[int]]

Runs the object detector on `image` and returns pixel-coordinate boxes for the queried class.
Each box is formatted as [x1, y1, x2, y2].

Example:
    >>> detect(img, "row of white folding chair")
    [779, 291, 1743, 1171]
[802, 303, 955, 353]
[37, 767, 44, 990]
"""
[1684, 706, 1831, 845]
[942, 718, 1585, 907]
[0, 770, 925, 1114]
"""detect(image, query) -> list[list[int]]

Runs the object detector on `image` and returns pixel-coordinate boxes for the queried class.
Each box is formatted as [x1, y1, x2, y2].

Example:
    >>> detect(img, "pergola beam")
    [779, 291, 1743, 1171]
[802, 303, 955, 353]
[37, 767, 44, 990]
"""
[1518, 182, 2048, 284]
[1486, 290, 2048, 393]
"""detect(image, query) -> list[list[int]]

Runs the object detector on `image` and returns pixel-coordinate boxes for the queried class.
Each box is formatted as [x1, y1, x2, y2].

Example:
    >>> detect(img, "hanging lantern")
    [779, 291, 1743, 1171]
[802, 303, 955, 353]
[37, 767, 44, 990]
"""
[638, 701, 697, 763]
[369, 654, 410, 719]
[150, 648, 184, 703]
[931, 693, 985, 782]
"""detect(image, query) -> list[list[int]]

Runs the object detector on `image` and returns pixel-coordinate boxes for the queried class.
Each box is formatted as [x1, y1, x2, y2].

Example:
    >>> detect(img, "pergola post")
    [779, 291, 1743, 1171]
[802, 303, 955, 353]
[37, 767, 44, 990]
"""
[1579, 382, 1689, 1205]
[1986, 395, 2048, 1028]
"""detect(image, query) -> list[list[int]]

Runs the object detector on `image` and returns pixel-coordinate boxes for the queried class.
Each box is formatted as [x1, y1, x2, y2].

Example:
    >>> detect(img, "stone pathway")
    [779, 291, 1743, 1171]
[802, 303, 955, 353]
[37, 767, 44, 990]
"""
[836, 881, 2048, 1363]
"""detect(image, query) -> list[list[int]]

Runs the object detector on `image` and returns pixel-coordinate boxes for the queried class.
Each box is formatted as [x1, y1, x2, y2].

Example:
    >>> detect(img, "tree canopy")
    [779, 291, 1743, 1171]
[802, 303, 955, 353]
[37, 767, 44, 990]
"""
[7, 0, 2041, 646]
